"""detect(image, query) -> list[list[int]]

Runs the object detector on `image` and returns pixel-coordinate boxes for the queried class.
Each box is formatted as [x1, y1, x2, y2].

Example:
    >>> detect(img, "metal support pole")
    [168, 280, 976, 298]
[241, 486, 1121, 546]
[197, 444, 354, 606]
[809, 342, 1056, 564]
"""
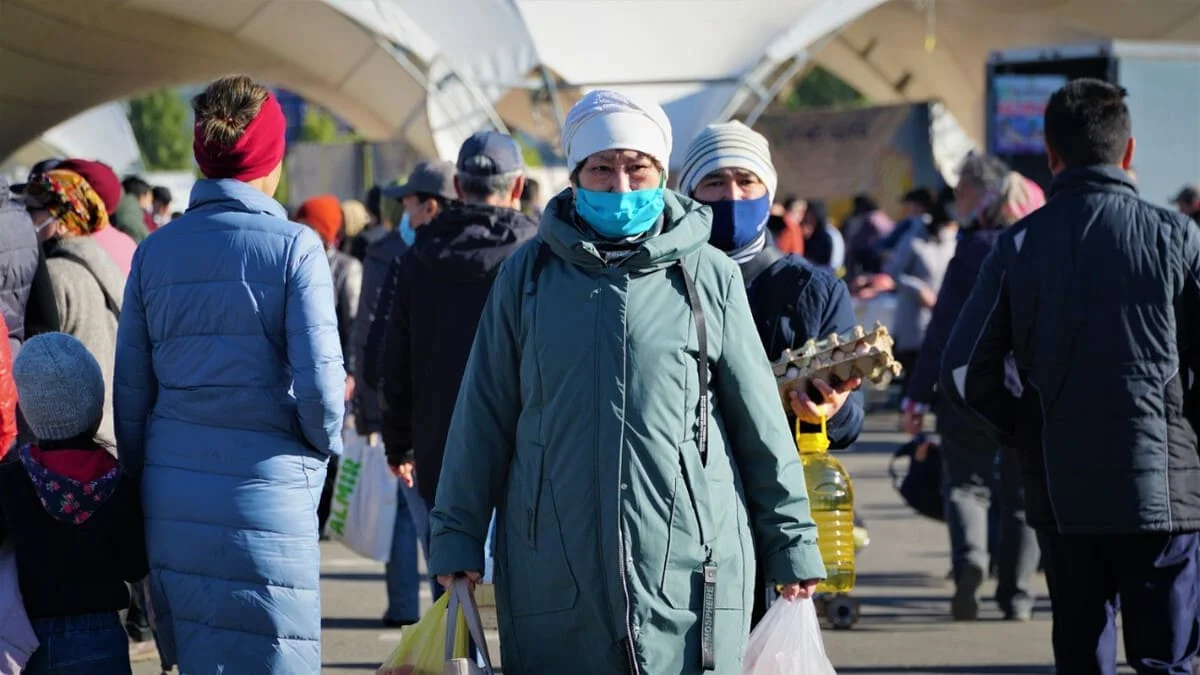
[743, 29, 841, 127]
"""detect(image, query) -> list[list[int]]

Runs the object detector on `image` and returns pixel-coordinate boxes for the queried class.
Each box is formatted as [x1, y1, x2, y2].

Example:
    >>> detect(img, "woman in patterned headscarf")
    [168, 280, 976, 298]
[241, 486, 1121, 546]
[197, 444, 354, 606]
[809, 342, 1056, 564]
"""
[21, 169, 127, 446]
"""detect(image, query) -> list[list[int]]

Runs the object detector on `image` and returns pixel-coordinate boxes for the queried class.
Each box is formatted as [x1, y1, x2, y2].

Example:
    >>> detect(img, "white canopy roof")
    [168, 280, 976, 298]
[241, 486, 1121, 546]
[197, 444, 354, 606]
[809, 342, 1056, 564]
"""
[0, 0, 883, 167]
[2, 102, 143, 181]
[2, 0, 1197, 169]
[324, 0, 888, 165]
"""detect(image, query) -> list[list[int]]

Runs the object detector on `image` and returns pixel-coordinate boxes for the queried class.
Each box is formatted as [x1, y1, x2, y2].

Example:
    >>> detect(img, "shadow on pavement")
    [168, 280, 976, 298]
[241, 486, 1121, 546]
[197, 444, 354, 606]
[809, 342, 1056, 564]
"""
[322, 663, 381, 671]
[855, 572, 946, 588]
[846, 444, 904, 457]
[836, 666, 1054, 674]
[322, 617, 385, 630]
[321, 572, 385, 582]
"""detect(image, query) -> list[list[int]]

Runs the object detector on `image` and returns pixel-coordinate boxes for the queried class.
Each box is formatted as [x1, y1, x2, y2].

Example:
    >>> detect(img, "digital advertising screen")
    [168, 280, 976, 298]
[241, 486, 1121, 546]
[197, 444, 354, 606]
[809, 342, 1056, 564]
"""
[991, 74, 1068, 154]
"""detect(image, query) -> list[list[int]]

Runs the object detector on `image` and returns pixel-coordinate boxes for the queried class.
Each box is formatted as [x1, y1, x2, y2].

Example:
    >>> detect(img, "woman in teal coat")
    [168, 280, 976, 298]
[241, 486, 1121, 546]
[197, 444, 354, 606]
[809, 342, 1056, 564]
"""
[429, 90, 826, 674]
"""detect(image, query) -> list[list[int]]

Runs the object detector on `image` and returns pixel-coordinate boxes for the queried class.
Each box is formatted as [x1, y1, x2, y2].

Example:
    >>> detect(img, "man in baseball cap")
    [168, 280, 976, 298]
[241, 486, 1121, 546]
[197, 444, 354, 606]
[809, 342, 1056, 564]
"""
[9, 158, 63, 196]
[376, 131, 536, 617]
[382, 160, 457, 205]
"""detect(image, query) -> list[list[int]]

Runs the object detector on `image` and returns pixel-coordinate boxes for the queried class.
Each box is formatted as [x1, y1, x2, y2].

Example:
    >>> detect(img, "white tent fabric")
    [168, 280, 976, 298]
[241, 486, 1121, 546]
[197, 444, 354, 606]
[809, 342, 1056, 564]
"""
[2, 102, 143, 181]
[221, 0, 891, 166]
[6, 0, 1196, 172]
[342, 0, 888, 164]
[41, 103, 144, 176]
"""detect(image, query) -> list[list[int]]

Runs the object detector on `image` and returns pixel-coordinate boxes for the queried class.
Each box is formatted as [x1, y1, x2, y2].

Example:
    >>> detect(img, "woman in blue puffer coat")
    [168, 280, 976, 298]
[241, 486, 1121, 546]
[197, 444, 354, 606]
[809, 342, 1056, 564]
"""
[113, 75, 345, 673]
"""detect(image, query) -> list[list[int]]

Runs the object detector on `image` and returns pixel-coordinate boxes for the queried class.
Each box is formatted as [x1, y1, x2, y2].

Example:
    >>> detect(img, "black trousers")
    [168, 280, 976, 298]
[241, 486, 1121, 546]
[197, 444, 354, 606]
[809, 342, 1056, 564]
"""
[1038, 529, 1200, 674]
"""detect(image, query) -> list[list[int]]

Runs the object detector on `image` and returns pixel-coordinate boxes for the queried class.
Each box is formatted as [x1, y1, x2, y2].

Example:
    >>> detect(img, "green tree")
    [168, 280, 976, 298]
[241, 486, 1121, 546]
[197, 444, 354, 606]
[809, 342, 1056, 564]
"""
[786, 65, 866, 110]
[300, 105, 356, 143]
[128, 89, 192, 171]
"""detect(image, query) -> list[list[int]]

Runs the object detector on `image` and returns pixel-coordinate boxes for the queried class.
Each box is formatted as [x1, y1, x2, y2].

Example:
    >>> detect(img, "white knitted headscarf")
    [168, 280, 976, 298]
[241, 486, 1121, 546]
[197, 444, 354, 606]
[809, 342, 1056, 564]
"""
[678, 121, 778, 204]
[562, 90, 673, 176]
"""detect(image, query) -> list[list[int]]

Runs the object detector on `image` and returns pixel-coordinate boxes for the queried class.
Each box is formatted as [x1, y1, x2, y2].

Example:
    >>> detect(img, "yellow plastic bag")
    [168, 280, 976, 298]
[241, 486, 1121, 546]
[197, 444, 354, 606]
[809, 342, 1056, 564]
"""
[376, 593, 468, 675]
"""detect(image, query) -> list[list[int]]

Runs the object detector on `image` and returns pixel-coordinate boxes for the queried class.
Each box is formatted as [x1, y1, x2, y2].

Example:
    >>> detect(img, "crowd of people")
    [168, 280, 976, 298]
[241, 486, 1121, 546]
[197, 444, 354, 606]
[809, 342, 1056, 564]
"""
[0, 71, 1197, 675]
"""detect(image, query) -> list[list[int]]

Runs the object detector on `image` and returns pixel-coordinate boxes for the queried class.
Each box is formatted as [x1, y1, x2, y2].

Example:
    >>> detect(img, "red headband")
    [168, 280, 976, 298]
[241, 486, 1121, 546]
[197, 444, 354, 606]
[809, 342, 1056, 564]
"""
[193, 91, 286, 182]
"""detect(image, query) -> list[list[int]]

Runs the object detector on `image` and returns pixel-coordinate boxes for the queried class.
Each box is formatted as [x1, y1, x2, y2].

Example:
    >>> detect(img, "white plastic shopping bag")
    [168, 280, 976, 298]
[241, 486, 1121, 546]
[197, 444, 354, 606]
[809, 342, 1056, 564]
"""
[742, 597, 836, 675]
[325, 431, 398, 561]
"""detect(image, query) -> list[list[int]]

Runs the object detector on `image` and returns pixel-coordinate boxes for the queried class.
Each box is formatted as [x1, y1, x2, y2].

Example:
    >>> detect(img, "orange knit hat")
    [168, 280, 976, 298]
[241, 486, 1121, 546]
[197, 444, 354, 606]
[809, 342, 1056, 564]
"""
[296, 195, 343, 246]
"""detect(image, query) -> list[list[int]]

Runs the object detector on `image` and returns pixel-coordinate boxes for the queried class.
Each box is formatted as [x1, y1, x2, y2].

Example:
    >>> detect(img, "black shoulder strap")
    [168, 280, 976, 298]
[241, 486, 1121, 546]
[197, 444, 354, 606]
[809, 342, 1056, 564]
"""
[530, 240, 552, 287]
[740, 245, 784, 286]
[678, 259, 709, 467]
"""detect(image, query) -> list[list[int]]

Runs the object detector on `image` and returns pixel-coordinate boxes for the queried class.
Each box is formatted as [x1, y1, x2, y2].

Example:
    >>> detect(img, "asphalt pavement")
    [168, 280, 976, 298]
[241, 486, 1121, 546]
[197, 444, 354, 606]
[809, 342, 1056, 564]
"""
[136, 410, 1141, 674]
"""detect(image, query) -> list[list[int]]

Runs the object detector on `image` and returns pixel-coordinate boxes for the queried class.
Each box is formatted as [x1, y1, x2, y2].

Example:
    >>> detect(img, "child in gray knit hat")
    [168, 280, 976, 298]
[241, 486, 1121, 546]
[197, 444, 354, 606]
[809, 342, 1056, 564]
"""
[14, 332, 107, 444]
[0, 332, 148, 674]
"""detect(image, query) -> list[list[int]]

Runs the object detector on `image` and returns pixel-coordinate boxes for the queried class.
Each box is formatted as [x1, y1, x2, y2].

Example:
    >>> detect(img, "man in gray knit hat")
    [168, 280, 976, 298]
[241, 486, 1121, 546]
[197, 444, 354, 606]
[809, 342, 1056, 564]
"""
[681, 121, 866, 625]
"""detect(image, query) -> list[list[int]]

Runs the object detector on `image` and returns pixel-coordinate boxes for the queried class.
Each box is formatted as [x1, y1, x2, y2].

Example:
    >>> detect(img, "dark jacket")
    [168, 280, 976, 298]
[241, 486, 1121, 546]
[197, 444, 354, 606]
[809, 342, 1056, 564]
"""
[379, 203, 537, 501]
[940, 166, 1200, 534]
[905, 225, 1003, 438]
[351, 230, 407, 434]
[0, 186, 42, 354]
[743, 248, 863, 448]
[0, 446, 148, 618]
[348, 224, 389, 262]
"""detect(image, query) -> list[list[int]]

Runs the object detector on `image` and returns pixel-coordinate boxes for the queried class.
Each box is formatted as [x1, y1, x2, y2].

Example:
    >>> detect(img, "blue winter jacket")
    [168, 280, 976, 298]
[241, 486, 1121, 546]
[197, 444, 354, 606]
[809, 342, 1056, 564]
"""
[113, 179, 345, 674]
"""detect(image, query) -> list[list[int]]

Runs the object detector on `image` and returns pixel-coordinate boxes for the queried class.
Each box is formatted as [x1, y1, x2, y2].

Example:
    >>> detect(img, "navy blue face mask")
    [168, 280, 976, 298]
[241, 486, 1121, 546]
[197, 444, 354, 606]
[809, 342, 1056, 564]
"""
[701, 195, 771, 252]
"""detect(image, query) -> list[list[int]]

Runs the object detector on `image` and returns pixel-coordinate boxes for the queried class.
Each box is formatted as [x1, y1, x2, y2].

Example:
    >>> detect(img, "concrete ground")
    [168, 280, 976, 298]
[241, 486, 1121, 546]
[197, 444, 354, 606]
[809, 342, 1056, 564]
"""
[136, 411, 1141, 674]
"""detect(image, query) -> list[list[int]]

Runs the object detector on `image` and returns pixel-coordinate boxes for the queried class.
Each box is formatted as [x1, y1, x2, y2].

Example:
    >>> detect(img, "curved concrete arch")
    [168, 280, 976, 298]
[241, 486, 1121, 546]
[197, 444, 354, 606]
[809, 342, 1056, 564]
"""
[0, 0, 435, 161]
[815, 0, 1200, 144]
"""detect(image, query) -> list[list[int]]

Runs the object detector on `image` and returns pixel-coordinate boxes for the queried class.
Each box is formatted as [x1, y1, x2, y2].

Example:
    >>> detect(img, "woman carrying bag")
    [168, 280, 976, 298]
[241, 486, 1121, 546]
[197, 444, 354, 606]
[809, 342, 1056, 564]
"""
[427, 90, 825, 674]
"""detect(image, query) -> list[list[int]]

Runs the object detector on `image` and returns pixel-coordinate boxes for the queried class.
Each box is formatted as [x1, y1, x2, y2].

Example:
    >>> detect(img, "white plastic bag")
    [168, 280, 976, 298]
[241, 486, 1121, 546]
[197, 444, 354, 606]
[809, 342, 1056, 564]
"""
[324, 431, 398, 561]
[742, 598, 836, 675]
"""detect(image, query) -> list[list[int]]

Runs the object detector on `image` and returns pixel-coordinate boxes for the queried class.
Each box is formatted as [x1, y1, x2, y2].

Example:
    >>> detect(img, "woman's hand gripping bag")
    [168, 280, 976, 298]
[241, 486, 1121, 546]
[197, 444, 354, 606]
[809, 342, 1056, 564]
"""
[742, 597, 836, 675]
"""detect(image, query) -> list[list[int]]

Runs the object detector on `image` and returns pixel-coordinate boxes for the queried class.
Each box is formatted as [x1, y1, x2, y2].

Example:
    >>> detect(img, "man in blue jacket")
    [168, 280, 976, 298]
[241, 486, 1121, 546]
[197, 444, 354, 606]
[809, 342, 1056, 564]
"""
[941, 78, 1200, 674]
[679, 121, 864, 625]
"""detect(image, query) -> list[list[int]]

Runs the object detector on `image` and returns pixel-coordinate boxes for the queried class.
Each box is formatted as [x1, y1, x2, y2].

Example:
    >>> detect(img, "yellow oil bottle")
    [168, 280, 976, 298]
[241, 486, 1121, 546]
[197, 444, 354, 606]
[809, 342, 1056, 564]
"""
[796, 416, 856, 593]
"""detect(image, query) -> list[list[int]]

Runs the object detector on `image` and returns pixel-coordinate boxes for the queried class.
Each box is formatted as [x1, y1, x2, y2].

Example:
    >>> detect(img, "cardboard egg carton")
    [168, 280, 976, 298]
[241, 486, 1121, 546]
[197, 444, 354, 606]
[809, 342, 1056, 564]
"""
[770, 322, 902, 405]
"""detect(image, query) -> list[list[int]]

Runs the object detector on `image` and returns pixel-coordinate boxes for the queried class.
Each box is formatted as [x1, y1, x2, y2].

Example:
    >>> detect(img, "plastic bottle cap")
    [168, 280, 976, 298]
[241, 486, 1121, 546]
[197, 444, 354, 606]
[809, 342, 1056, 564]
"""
[795, 415, 830, 453]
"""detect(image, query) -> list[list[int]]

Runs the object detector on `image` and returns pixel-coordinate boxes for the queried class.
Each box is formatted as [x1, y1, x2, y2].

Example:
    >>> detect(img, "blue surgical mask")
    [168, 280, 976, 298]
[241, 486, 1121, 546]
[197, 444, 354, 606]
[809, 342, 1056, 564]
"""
[701, 195, 771, 252]
[574, 185, 665, 239]
[398, 212, 415, 246]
